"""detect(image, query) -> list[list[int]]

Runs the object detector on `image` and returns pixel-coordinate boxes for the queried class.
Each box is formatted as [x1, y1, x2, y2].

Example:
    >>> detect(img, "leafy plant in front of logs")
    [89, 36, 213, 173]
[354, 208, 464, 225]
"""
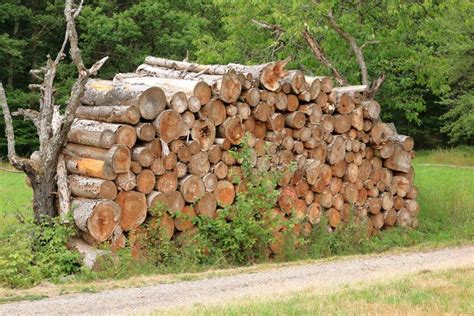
[194, 133, 284, 265]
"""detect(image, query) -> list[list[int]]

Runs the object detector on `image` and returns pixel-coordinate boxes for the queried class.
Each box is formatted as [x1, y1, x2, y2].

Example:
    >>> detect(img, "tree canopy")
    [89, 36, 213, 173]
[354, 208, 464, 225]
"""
[1, 0, 472, 157]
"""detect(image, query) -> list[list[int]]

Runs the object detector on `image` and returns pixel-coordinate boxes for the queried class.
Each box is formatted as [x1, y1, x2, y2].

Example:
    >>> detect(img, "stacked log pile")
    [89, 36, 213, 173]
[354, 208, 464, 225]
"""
[63, 56, 418, 255]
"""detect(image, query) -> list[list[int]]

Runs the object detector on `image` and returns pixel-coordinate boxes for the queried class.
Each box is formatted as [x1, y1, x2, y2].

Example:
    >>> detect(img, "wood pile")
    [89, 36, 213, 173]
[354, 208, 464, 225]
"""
[62, 56, 418, 255]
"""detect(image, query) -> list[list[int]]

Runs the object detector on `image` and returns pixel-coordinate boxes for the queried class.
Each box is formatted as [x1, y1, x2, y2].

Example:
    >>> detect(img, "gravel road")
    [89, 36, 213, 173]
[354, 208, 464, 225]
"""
[1, 245, 473, 315]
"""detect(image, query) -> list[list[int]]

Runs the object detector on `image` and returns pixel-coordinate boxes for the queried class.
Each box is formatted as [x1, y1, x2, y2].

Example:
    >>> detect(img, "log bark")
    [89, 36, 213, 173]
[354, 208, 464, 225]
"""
[64, 143, 130, 173]
[68, 127, 115, 149]
[69, 175, 117, 199]
[75, 105, 140, 125]
[82, 79, 167, 120]
[66, 157, 116, 180]
[72, 119, 137, 148]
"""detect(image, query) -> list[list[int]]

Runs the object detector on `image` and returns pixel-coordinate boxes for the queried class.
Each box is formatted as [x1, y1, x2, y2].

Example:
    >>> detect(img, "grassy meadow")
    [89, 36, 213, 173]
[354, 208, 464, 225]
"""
[168, 267, 474, 315]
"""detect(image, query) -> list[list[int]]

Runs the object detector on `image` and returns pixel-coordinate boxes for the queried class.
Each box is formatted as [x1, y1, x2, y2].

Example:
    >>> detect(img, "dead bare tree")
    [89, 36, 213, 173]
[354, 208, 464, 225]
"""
[0, 0, 108, 223]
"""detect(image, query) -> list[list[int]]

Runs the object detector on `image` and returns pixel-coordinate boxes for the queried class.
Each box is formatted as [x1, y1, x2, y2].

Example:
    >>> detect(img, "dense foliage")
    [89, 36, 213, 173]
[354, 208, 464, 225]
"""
[0, 0, 472, 156]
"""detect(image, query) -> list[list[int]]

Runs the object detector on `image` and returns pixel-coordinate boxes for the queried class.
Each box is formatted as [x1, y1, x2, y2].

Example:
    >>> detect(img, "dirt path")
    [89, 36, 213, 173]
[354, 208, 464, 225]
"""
[1, 245, 473, 315]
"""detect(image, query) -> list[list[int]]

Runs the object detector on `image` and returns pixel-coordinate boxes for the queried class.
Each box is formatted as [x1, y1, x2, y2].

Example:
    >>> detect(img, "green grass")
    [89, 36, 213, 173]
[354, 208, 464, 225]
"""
[414, 146, 474, 166]
[167, 267, 474, 315]
[0, 166, 32, 214]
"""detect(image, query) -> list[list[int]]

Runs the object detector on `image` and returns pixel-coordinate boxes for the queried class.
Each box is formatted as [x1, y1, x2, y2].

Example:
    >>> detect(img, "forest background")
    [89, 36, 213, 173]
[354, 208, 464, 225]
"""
[0, 0, 472, 156]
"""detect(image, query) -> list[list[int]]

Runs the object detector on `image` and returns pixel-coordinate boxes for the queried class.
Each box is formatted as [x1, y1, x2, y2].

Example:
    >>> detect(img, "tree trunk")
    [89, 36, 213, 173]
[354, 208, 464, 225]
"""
[63, 143, 130, 173]
[75, 105, 140, 125]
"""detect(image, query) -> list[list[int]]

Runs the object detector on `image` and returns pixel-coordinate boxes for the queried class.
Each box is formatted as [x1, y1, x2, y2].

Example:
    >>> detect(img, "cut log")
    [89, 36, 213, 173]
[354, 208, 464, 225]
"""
[180, 175, 205, 203]
[143, 139, 162, 158]
[282, 70, 306, 94]
[180, 111, 195, 129]
[214, 180, 235, 207]
[219, 116, 244, 145]
[240, 88, 260, 106]
[130, 161, 143, 174]
[307, 76, 333, 93]
[287, 94, 300, 112]
[208, 144, 222, 164]
[75, 105, 140, 125]
[191, 118, 216, 151]
[156, 172, 179, 193]
[69, 175, 117, 200]
[153, 110, 189, 143]
[72, 198, 121, 242]
[371, 122, 395, 145]
[351, 107, 364, 131]
[384, 145, 412, 173]
[135, 123, 156, 142]
[115, 191, 147, 231]
[150, 158, 165, 175]
[82, 79, 167, 120]
[196, 192, 217, 218]
[253, 102, 272, 122]
[116, 171, 137, 191]
[166, 191, 185, 214]
[334, 114, 352, 134]
[174, 205, 197, 231]
[215, 71, 242, 103]
[362, 100, 380, 119]
[285, 111, 306, 129]
[278, 186, 298, 214]
[188, 152, 210, 177]
[258, 60, 288, 91]
[390, 134, 415, 151]
[327, 208, 341, 228]
[132, 147, 154, 167]
[336, 94, 355, 114]
[203, 173, 218, 192]
[163, 152, 177, 170]
[71, 119, 137, 148]
[136, 169, 155, 194]
[307, 202, 322, 224]
[64, 143, 130, 173]
[201, 99, 226, 126]
[68, 127, 115, 149]
[66, 157, 116, 180]
[328, 136, 346, 165]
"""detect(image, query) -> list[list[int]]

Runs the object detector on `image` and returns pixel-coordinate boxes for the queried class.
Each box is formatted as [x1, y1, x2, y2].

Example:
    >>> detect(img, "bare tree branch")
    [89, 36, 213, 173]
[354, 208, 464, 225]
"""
[0, 83, 33, 171]
[65, 0, 86, 74]
[360, 40, 380, 50]
[301, 25, 348, 85]
[251, 19, 286, 60]
[367, 73, 385, 99]
[12, 108, 41, 132]
[326, 8, 369, 86]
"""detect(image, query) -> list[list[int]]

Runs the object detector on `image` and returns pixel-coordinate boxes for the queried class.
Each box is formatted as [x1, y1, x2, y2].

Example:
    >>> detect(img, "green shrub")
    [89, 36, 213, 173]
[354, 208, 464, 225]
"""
[0, 216, 80, 288]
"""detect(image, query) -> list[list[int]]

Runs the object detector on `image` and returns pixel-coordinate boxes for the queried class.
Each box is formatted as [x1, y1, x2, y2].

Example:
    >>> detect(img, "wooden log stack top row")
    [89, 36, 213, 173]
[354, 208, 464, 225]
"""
[63, 56, 418, 255]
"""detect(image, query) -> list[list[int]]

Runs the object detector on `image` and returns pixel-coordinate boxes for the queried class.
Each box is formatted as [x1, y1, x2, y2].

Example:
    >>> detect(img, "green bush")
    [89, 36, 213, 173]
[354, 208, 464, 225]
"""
[0, 216, 80, 288]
